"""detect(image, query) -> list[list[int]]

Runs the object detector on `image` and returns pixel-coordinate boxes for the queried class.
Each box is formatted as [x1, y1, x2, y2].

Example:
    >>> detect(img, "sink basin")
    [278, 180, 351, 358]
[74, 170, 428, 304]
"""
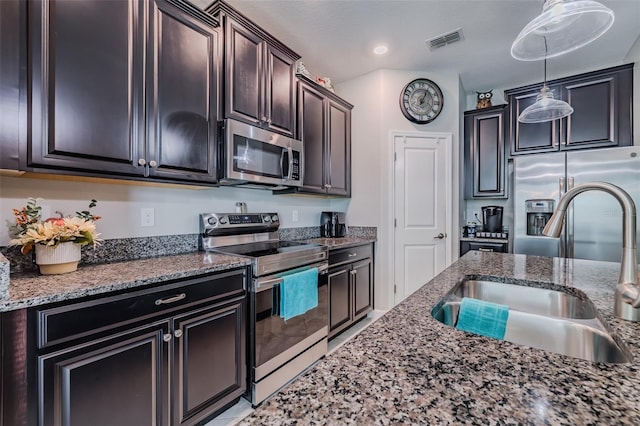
[431, 278, 632, 364]
[453, 279, 597, 319]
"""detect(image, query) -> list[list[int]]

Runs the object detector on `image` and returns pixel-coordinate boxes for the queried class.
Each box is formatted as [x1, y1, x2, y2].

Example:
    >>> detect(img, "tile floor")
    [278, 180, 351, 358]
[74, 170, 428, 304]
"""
[204, 310, 386, 426]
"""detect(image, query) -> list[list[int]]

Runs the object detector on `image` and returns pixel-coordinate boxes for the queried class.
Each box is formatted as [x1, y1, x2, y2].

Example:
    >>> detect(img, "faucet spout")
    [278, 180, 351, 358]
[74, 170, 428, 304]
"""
[542, 182, 640, 321]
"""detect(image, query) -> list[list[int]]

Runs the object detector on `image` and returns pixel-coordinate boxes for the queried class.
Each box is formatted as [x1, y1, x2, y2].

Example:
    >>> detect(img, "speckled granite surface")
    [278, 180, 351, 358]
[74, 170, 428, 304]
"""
[0, 254, 8, 299]
[279, 226, 377, 241]
[240, 251, 640, 425]
[303, 236, 376, 250]
[2, 252, 251, 312]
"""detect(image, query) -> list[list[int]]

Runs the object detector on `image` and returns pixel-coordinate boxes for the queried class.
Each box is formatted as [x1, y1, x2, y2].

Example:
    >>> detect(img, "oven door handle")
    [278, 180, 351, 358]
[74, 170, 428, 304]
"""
[255, 263, 329, 292]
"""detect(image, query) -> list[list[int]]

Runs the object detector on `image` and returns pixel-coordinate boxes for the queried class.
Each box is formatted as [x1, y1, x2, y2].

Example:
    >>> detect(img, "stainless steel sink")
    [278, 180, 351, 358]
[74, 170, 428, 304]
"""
[453, 279, 597, 319]
[431, 278, 632, 364]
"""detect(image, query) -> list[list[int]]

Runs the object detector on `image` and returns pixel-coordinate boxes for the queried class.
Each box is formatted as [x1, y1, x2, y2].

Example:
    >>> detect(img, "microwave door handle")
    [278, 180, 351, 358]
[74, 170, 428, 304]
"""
[286, 147, 294, 180]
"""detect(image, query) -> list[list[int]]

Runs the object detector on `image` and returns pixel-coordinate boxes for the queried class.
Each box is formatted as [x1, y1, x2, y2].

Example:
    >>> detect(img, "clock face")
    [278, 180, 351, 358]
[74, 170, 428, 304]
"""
[399, 79, 444, 124]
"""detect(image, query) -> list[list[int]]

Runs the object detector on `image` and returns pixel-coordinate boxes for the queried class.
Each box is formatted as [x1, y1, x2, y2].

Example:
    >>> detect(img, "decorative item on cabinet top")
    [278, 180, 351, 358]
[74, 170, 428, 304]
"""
[476, 90, 493, 109]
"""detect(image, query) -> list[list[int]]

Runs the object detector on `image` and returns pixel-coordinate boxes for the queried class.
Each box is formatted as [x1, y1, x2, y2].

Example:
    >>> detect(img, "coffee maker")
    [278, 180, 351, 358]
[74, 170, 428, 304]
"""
[526, 199, 555, 236]
[482, 206, 503, 233]
[320, 212, 348, 237]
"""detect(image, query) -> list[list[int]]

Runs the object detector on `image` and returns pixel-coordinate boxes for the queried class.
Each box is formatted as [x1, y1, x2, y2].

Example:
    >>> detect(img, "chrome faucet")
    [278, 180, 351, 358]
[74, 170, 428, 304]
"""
[542, 182, 640, 322]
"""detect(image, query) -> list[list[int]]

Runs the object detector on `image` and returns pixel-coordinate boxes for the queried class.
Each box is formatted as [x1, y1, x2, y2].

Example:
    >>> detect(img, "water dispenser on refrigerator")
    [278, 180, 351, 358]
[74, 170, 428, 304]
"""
[526, 199, 555, 236]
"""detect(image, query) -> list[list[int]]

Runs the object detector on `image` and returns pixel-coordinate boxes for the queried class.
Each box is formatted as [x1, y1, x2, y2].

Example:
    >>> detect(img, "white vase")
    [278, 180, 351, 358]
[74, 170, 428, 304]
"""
[35, 242, 82, 275]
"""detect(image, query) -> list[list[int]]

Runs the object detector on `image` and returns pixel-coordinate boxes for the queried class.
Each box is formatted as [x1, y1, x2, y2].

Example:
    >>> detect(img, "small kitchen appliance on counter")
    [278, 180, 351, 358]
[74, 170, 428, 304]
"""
[482, 206, 503, 233]
[200, 212, 328, 405]
[320, 211, 348, 237]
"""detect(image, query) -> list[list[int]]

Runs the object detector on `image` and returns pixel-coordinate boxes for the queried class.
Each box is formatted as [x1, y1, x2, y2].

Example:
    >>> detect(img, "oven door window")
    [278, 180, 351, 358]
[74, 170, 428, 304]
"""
[233, 135, 285, 179]
[253, 280, 327, 369]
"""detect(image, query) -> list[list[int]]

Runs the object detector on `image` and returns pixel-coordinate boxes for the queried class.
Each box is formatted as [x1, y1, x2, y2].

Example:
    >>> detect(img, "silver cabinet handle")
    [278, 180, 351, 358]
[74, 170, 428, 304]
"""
[174, 329, 183, 338]
[138, 158, 146, 166]
[149, 160, 157, 168]
[325, 184, 332, 189]
[434, 233, 446, 239]
[350, 270, 357, 276]
[261, 116, 268, 122]
[478, 248, 494, 252]
[155, 293, 186, 305]
[348, 253, 357, 258]
[163, 333, 172, 342]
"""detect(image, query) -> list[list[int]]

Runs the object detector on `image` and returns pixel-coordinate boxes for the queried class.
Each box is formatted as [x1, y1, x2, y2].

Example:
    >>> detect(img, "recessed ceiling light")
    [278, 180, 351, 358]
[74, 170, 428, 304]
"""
[373, 45, 388, 55]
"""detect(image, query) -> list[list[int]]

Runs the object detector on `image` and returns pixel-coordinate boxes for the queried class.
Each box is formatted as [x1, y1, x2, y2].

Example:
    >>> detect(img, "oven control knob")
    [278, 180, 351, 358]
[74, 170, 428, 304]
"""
[207, 216, 217, 225]
[218, 216, 228, 225]
[263, 215, 271, 222]
[271, 214, 279, 223]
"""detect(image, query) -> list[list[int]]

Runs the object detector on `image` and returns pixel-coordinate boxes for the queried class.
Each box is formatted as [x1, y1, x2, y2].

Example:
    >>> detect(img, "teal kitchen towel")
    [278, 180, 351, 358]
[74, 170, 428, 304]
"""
[455, 297, 509, 340]
[280, 267, 318, 321]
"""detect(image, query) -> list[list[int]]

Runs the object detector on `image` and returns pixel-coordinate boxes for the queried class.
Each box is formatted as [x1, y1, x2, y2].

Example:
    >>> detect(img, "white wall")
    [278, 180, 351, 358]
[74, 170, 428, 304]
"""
[336, 68, 461, 311]
[0, 175, 344, 245]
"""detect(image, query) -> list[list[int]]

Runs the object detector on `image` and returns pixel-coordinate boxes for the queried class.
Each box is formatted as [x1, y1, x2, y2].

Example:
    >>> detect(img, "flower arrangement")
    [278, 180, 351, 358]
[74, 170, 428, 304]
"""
[9, 198, 102, 255]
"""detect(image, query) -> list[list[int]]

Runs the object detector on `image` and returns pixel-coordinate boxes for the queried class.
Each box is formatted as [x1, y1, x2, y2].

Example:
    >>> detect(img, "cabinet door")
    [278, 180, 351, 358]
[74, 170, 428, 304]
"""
[326, 100, 351, 196]
[38, 322, 170, 426]
[147, 0, 220, 183]
[508, 87, 560, 155]
[328, 267, 351, 336]
[225, 17, 262, 126]
[28, 0, 145, 175]
[464, 107, 506, 199]
[264, 45, 296, 136]
[172, 298, 245, 426]
[562, 76, 617, 150]
[0, 0, 22, 170]
[352, 259, 373, 320]
[298, 82, 327, 193]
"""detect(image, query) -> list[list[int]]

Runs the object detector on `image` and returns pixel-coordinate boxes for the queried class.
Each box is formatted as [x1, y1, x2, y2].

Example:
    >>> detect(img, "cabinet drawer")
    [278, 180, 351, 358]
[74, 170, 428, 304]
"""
[36, 269, 245, 349]
[329, 243, 373, 266]
[460, 241, 508, 256]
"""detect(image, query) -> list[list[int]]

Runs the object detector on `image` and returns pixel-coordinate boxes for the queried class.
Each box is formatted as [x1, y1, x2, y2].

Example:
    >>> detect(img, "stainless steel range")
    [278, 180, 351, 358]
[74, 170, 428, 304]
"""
[200, 213, 328, 405]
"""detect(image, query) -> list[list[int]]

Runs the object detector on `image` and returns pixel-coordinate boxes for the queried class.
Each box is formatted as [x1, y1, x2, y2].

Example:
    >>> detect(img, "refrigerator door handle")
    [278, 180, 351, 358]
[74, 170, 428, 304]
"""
[567, 177, 575, 259]
[559, 177, 567, 258]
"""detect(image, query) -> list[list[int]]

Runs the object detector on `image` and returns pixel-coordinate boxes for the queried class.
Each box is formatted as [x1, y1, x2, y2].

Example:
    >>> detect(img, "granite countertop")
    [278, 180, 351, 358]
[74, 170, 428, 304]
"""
[241, 251, 640, 425]
[460, 237, 509, 244]
[303, 236, 376, 249]
[2, 252, 251, 312]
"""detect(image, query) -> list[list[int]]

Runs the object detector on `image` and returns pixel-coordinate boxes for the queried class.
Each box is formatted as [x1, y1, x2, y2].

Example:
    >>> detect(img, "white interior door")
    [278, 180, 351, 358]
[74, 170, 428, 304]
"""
[393, 132, 451, 304]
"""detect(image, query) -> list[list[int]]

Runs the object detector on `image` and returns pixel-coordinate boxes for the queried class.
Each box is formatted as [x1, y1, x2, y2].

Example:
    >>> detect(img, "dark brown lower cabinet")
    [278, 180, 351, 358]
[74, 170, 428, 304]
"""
[14, 268, 247, 426]
[328, 243, 374, 338]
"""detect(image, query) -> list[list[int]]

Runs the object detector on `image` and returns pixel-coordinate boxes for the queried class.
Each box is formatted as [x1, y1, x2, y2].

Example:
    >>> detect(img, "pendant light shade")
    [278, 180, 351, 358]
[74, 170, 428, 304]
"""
[511, 0, 615, 61]
[518, 85, 574, 123]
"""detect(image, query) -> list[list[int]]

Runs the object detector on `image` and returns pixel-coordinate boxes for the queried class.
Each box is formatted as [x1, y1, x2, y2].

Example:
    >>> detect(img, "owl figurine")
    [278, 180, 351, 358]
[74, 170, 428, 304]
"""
[476, 90, 493, 109]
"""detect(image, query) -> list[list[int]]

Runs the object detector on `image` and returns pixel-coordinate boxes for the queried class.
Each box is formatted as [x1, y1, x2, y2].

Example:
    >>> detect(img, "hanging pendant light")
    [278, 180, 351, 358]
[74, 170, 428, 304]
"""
[518, 57, 574, 123]
[511, 0, 615, 61]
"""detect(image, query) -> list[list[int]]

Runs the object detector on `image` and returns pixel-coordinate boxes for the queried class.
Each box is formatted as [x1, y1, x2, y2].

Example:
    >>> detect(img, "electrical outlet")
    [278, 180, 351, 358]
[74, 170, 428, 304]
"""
[292, 209, 299, 222]
[141, 208, 155, 227]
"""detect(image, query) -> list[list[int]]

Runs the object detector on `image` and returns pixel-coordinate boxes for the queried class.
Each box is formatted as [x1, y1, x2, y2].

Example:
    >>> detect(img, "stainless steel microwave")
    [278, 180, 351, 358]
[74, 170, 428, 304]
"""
[219, 119, 303, 188]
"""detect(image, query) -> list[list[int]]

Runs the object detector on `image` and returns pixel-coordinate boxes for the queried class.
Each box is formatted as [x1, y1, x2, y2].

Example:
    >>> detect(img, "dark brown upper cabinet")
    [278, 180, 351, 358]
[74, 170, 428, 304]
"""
[207, 1, 299, 137]
[506, 63, 633, 156]
[25, 0, 220, 184]
[0, 0, 23, 171]
[464, 105, 507, 199]
[282, 75, 352, 197]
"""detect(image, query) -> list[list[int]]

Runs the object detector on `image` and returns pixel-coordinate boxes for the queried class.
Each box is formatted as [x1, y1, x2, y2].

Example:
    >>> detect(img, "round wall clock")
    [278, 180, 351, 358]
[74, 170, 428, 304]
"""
[399, 78, 444, 124]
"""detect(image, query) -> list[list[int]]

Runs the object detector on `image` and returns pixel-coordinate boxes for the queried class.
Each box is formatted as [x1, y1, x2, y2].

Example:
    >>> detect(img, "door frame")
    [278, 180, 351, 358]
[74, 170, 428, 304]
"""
[388, 130, 454, 306]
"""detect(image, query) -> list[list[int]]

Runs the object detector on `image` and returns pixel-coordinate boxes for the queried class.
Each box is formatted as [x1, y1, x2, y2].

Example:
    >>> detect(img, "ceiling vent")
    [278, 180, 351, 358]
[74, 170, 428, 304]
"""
[427, 28, 464, 51]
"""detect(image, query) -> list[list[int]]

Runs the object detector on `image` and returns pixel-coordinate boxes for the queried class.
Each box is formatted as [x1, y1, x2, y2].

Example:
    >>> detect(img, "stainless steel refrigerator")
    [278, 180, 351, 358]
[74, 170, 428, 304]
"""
[513, 146, 640, 263]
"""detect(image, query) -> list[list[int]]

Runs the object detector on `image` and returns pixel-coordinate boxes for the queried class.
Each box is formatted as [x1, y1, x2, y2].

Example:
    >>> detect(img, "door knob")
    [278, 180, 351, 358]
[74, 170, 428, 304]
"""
[434, 233, 446, 239]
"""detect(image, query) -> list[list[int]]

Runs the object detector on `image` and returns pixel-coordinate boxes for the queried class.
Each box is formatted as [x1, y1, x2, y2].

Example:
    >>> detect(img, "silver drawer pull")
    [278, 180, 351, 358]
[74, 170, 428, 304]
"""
[174, 329, 183, 338]
[348, 253, 357, 257]
[163, 333, 172, 342]
[155, 293, 186, 305]
[478, 248, 494, 252]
